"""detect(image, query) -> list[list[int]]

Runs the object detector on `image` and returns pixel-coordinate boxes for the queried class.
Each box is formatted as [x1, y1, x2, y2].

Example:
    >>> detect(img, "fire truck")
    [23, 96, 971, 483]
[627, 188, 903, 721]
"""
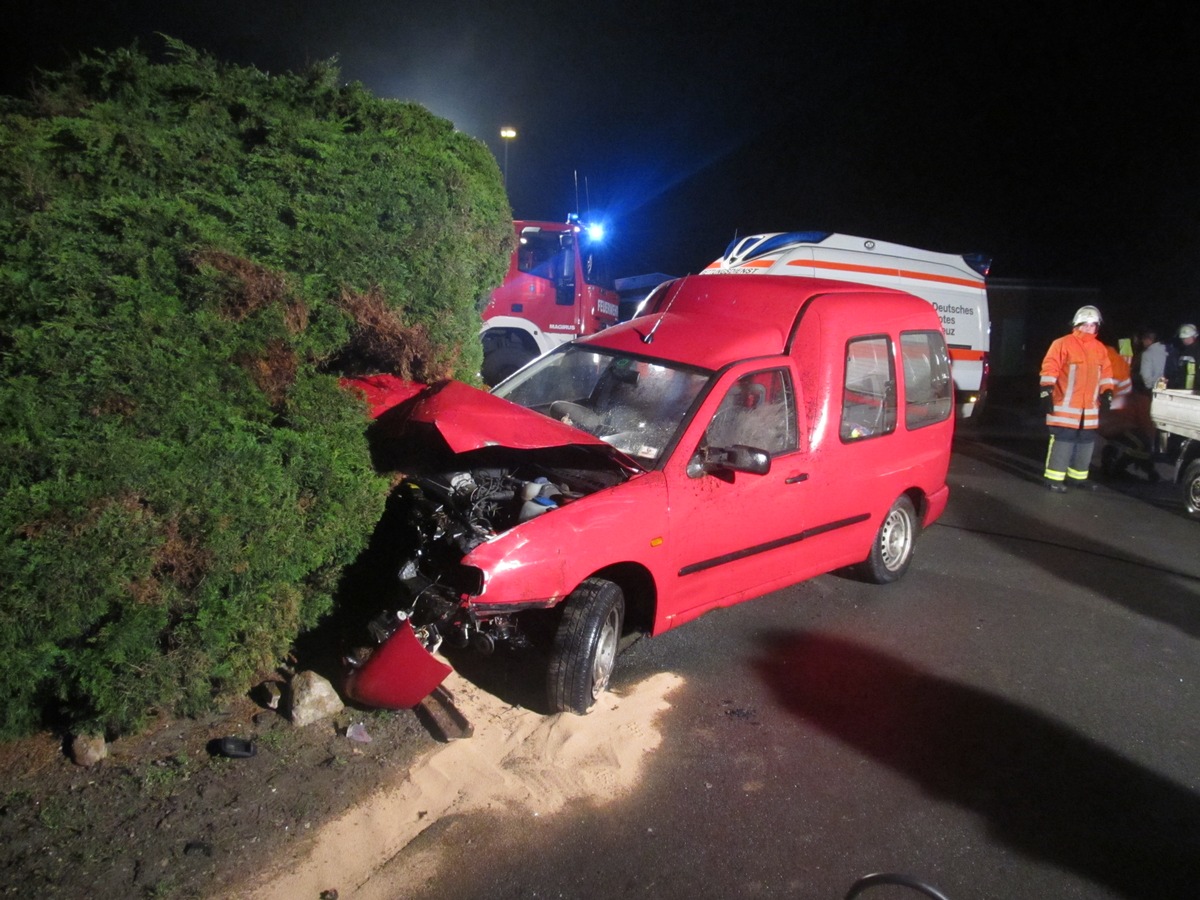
[480, 217, 620, 386]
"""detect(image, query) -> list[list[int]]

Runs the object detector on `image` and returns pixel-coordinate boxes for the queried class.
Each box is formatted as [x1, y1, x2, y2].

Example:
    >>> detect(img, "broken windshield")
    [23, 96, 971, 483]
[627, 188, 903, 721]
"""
[493, 345, 711, 465]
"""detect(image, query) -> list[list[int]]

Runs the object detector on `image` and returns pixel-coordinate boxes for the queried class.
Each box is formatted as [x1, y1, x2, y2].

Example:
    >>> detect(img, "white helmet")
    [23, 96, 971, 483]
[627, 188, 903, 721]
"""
[1072, 305, 1102, 327]
[1180, 323, 1198, 340]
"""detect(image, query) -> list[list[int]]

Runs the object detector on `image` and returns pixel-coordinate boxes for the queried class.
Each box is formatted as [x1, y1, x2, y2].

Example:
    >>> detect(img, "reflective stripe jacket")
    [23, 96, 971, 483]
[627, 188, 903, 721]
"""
[1167, 345, 1197, 390]
[1040, 329, 1114, 429]
[1106, 345, 1132, 409]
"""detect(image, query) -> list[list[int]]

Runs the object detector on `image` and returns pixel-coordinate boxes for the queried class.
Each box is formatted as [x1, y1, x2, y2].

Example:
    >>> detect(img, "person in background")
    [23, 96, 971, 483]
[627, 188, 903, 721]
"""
[1136, 327, 1167, 392]
[1098, 341, 1159, 482]
[1166, 323, 1198, 390]
[1039, 305, 1115, 492]
[1106, 343, 1133, 403]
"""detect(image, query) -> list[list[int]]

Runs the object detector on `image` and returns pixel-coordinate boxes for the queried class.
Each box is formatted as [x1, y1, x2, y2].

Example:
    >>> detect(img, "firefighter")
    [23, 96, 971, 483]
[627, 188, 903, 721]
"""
[1039, 305, 1116, 492]
[1105, 342, 1133, 405]
[1166, 323, 1198, 391]
[1098, 342, 1158, 482]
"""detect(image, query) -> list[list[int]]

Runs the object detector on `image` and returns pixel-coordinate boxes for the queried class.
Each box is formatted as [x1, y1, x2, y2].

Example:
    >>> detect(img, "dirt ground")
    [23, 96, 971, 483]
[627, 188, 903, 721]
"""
[0, 632, 679, 900]
[0, 684, 439, 899]
[0, 454, 556, 898]
[0, 479, 682, 900]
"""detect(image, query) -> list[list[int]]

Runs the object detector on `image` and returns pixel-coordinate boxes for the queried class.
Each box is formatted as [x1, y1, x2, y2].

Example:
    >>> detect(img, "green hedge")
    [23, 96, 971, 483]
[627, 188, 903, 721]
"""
[0, 39, 512, 737]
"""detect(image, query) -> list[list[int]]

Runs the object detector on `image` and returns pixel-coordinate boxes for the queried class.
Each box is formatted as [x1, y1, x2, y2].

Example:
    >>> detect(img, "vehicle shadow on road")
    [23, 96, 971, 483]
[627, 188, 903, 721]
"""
[754, 631, 1200, 899]
[953, 431, 1047, 481]
[939, 478, 1200, 640]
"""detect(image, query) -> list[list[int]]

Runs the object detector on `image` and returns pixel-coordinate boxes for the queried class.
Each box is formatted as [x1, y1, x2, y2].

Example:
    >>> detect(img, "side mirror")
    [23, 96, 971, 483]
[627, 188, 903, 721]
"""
[687, 444, 771, 480]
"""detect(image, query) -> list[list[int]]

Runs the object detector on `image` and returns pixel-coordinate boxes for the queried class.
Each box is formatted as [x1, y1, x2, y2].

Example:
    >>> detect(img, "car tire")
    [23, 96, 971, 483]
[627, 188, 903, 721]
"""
[547, 578, 625, 715]
[481, 345, 534, 387]
[856, 495, 918, 584]
[1184, 460, 1200, 518]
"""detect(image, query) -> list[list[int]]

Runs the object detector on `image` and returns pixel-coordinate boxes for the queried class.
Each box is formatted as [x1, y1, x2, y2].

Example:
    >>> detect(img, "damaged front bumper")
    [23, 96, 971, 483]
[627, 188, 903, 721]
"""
[341, 569, 564, 710]
[338, 377, 638, 710]
[343, 617, 452, 709]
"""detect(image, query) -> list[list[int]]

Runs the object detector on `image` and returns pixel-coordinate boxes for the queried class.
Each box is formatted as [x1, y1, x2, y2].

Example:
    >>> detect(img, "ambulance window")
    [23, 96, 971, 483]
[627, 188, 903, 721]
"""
[840, 336, 896, 442]
[704, 369, 798, 456]
[901, 331, 953, 429]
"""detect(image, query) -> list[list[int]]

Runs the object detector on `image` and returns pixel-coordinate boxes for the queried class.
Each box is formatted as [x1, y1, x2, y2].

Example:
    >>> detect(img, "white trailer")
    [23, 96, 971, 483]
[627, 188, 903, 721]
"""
[1150, 387, 1200, 517]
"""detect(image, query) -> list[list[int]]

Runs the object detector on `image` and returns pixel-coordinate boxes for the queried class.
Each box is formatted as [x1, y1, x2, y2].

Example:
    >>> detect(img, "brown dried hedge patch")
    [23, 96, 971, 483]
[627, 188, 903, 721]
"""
[195, 250, 308, 333]
[334, 288, 451, 383]
[237, 339, 299, 409]
[149, 518, 210, 593]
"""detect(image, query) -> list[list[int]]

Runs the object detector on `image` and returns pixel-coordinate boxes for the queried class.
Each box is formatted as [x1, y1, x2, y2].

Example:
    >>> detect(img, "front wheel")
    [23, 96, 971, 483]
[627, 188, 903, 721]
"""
[1183, 460, 1200, 518]
[481, 345, 534, 387]
[856, 495, 918, 584]
[547, 578, 625, 714]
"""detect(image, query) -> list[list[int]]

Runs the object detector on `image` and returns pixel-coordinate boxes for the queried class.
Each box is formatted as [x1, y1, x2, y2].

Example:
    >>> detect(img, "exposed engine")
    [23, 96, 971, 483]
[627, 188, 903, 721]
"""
[359, 451, 629, 659]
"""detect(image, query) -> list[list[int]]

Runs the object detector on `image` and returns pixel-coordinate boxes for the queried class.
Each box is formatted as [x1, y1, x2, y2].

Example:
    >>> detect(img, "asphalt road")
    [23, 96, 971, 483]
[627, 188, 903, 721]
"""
[374, 415, 1200, 900]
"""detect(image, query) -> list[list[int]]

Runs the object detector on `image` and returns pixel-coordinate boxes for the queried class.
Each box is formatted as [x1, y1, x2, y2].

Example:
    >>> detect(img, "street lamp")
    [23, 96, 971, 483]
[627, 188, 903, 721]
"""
[500, 127, 517, 188]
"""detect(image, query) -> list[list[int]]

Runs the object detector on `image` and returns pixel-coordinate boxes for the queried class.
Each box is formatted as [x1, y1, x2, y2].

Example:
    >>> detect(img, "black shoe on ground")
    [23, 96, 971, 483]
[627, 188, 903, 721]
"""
[1072, 480, 1101, 492]
[1046, 480, 1068, 493]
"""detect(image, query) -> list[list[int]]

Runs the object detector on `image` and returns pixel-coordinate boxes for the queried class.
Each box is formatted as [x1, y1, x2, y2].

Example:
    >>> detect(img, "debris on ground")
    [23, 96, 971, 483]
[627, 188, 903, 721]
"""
[288, 670, 345, 727]
[69, 733, 107, 767]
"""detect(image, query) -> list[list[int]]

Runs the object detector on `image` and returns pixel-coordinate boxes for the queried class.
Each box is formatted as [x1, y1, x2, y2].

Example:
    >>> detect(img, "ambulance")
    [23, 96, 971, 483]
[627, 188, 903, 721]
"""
[702, 231, 991, 420]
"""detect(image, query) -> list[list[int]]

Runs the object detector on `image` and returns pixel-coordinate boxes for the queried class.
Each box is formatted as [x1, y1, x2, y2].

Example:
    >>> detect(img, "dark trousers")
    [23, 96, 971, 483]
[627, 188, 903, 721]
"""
[1044, 426, 1097, 483]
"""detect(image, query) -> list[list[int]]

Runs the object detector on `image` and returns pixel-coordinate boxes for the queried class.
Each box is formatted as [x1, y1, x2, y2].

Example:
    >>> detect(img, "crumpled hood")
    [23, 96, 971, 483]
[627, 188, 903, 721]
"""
[410, 379, 617, 453]
[345, 375, 642, 469]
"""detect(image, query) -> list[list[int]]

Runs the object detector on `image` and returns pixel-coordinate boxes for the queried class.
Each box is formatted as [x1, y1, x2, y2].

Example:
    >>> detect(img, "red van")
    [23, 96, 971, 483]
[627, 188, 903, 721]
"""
[344, 275, 954, 714]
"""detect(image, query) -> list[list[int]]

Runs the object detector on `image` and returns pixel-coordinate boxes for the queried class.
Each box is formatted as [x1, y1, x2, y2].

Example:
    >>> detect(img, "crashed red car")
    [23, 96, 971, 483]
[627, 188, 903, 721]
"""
[344, 274, 954, 714]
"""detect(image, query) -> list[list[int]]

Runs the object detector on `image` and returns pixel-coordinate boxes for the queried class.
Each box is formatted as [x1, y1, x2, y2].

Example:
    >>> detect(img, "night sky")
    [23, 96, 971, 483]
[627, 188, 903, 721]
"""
[5, 1, 1198, 332]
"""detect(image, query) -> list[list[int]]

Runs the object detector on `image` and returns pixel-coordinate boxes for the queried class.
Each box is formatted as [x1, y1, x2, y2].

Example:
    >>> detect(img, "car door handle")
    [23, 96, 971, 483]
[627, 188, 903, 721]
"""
[785, 473, 809, 484]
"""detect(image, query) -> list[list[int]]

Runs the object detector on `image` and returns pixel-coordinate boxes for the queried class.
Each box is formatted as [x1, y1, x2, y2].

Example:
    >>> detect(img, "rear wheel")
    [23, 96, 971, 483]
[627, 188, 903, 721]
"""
[1183, 460, 1200, 518]
[856, 495, 918, 584]
[547, 578, 625, 714]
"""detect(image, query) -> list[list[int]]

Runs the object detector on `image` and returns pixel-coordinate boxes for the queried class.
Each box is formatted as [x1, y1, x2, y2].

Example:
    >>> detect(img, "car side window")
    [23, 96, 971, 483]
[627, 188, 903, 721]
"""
[901, 330, 953, 429]
[840, 336, 896, 441]
[704, 369, 798, 456]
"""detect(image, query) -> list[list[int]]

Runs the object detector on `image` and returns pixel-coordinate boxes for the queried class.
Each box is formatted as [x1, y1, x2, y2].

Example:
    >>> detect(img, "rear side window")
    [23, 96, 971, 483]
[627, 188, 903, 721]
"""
[901, 331, 953, 429]
[840, 336, 896, 441]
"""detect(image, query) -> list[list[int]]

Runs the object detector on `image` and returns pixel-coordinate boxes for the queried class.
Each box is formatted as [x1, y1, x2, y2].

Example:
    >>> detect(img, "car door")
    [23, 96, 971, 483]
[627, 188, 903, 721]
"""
[658, 362, 829, 627]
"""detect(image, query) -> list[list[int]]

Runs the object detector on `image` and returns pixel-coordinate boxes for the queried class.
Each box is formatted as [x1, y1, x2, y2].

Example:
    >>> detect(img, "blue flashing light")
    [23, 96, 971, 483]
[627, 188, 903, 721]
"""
[566, 213, 606, 242]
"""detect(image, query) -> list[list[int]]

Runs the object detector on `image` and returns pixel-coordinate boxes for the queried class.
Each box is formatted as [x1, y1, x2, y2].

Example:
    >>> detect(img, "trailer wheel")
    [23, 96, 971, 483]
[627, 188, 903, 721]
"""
[547, 578, 624, 715]
[1183, 460, 1200, 518]
[856, 495, 918, 584]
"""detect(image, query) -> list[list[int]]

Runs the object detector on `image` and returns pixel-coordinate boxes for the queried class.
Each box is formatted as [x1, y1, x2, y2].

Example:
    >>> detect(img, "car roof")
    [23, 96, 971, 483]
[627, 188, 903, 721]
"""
[582, 274, 934, 370]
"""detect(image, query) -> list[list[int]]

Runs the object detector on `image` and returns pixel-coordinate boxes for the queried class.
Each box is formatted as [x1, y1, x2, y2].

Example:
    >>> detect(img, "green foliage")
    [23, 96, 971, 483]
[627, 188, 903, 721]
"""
[0, 40, 512, 737]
